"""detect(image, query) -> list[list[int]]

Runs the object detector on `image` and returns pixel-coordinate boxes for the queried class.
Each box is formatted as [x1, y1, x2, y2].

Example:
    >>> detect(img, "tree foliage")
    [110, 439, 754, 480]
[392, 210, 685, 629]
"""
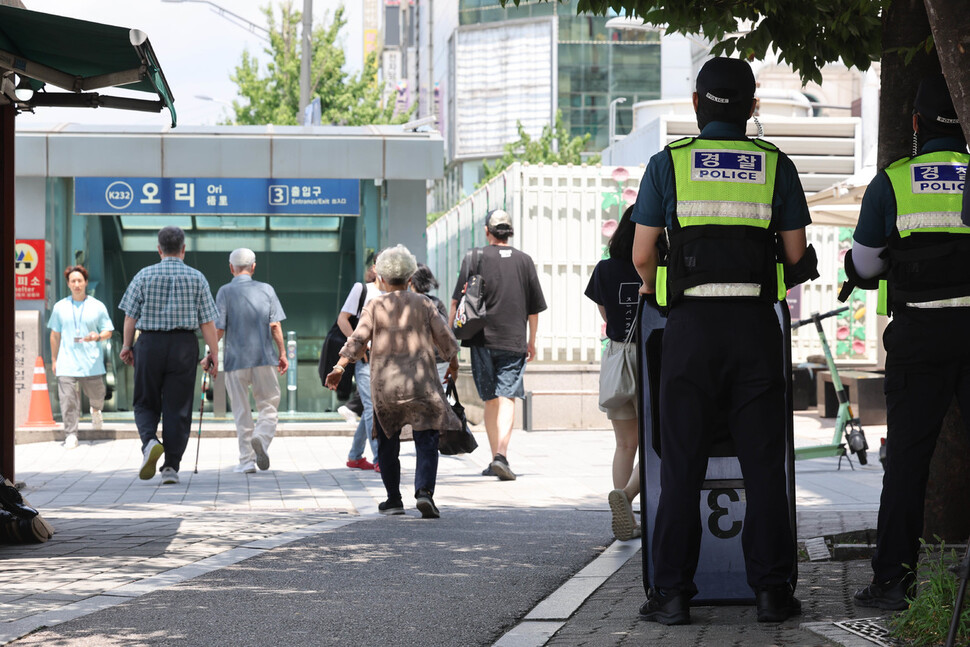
[503, 0, 886, 86]
[229, 2, 410, 126]
[479, 111, 601, 187]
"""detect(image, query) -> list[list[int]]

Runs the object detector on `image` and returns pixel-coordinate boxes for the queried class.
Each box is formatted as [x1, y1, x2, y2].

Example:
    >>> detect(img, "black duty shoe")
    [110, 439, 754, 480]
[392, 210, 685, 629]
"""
[378, 499, 405, 516]
[854, 575, 913, 610]
[639, 589, 691, 625]
[481, 465, 495, 477]
[756, 584, 802, 623]
[415, 489, 440, 519]
[490, 454, 516, 481]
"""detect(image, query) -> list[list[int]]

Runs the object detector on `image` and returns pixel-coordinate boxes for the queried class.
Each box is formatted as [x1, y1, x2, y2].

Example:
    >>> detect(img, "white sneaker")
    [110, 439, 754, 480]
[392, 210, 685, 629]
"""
[90, 408, 103, 430]
[139, 439, 164, 480]
[63, 433, 78, 449]
[251, 437, 270, 471]
[160, 466, 179, 485]
[233, 462, 256, 474]
[337, 405, 358, 423]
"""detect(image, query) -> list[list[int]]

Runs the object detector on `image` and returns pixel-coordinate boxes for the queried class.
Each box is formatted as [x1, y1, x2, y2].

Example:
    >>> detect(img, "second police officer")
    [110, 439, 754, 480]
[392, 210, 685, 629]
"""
[846, 74, 970, 610]
[630, 57, 818, 625]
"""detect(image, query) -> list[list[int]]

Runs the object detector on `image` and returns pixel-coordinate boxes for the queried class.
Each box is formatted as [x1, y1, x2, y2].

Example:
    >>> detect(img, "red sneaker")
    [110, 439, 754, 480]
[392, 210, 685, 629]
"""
[374, 462, 381, 473]
[346, 458, 375, 470]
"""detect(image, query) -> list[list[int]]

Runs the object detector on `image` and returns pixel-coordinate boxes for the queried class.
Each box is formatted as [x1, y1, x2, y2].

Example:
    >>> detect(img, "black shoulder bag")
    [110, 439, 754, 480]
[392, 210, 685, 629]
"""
[452, 248, 487, 340]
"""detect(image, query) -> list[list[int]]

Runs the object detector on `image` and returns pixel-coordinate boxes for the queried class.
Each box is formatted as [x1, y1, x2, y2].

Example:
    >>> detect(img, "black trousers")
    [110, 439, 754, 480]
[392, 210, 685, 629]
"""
[133, 331, 200, 472]
[652, 301, 795, 597]
[375, 414, 440, 502]
[872, 309, 970, 583]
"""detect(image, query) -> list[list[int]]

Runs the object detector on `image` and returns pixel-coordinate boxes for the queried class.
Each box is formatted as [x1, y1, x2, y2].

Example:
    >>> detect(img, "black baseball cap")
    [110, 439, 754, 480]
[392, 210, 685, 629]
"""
[695, 57, 756, 106]
[914, 74, 959, 126]
[486, 209, 514, 236]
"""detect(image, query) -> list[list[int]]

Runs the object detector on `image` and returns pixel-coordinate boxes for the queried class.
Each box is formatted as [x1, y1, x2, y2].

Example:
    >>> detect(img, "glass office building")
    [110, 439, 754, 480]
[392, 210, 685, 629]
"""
[457, 0, 661, 151]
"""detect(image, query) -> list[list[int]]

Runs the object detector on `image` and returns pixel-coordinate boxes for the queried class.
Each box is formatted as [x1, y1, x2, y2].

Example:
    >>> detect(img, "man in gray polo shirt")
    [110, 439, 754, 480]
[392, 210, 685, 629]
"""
[215, 248, 288, 473]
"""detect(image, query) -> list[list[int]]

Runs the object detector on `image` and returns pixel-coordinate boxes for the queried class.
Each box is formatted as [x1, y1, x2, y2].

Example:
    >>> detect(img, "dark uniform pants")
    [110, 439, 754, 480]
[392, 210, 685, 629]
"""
[652, 301, 795, 597]
[133, 330, 200, 472]
[873, 309, 970, 583]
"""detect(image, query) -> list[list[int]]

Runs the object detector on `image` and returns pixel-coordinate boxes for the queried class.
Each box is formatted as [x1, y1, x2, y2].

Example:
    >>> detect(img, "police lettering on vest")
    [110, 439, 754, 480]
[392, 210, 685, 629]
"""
[691, 150, 767, 184]
[911, 163, 965, 194]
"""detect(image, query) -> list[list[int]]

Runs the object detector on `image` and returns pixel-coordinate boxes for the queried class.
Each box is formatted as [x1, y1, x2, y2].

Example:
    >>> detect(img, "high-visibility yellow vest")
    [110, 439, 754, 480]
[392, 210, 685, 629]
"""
[657, 137, 785, 306]
[877, 151, 970, 315]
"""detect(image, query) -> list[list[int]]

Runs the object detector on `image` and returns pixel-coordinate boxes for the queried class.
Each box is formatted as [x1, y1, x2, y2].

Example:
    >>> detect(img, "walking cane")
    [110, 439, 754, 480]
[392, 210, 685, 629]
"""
[944, 537, 970, 647]
[193, 370, 210, 475]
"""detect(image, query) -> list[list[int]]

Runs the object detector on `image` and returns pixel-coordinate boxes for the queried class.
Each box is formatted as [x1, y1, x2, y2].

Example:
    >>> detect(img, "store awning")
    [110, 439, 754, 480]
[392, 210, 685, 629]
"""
[806, 166, 876, 227]
[0, 4, 176, 126]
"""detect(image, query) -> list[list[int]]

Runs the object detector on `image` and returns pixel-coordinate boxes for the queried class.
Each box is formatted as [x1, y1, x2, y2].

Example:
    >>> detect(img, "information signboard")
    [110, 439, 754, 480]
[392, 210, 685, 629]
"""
[74, 178, 360, 216]
[14, 239, 46, 301]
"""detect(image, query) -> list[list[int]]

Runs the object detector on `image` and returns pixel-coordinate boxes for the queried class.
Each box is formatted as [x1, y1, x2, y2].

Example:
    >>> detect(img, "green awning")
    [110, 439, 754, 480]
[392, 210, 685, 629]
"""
[0, 5, 176, 126]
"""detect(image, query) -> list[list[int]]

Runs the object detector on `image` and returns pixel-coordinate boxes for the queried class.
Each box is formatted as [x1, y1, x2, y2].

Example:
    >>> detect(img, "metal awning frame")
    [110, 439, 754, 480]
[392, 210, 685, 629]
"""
[0, 26, 176, 125]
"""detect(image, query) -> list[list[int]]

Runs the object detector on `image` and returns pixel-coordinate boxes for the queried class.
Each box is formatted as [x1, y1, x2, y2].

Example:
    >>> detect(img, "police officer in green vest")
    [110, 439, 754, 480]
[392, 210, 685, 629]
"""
[845, 74, 970, 610]
[631, 57, 818, 625]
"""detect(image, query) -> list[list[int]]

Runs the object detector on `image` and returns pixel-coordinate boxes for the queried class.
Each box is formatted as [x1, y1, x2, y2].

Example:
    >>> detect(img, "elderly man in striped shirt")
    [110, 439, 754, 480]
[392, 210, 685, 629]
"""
[119, 226, 219, 485]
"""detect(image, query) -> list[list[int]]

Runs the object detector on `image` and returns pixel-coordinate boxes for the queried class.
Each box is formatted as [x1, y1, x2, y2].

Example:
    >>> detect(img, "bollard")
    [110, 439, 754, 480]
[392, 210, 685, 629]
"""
[286, 331, 297, 412]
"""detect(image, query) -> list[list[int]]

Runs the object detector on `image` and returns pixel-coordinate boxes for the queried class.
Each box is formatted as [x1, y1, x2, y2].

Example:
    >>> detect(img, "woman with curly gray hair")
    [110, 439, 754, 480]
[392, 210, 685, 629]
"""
[326, 245, 460, 518]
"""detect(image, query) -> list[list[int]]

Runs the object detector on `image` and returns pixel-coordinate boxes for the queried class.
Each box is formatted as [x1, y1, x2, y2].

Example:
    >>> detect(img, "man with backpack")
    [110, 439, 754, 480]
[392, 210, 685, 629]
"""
[449, 210, 546, 481]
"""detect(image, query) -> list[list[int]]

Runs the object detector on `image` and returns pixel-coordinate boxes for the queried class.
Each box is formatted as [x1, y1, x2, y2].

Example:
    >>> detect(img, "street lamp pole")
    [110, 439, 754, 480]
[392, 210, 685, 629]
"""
[609, 97, 627, 144]
[300, 0, 312, 116]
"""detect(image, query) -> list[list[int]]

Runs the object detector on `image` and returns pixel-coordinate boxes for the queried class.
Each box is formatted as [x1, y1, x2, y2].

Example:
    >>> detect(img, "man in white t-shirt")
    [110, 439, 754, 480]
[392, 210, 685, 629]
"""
[48, 265, 115, 448]
[340, 260, 383, 470]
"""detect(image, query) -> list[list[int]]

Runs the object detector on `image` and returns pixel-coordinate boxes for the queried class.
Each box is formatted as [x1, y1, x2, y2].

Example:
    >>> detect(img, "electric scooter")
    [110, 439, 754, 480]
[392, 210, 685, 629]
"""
[792, 306, 869, 467]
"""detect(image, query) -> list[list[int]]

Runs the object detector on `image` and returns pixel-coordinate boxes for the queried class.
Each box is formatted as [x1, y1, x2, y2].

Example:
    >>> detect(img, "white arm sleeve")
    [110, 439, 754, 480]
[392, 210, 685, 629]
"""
[339, 283, 363, 314]
[851, 241, 889, 279]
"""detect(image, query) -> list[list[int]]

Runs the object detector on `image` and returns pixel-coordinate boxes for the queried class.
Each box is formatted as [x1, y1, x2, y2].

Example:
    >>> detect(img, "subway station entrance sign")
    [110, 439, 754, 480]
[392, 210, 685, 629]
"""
[74, 178, 360, 216]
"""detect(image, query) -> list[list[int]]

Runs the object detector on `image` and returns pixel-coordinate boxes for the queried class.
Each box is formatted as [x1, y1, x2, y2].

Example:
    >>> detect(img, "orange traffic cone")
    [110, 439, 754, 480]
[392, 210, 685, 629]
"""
[23, 356, 56, 427]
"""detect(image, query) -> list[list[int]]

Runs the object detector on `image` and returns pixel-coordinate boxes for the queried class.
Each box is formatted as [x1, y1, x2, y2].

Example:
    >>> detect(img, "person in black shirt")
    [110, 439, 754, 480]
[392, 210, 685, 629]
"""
[586, 206, 665, 540]
[449, 210, 547, 480]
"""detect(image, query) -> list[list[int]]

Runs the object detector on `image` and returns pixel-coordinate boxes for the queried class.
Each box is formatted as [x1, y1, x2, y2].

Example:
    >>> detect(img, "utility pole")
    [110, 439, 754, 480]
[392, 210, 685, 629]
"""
[300, 0, 312, 116]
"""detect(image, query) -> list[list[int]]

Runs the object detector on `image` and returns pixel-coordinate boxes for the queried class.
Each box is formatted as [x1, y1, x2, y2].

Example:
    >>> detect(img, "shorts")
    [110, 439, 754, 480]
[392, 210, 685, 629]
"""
[603, 398, 637, 421]
[470, 346, 527, 401]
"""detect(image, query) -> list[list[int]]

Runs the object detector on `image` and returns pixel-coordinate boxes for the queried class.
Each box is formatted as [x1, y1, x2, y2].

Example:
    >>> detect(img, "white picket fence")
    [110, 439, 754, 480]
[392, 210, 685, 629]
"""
[427, 162, 877, 365]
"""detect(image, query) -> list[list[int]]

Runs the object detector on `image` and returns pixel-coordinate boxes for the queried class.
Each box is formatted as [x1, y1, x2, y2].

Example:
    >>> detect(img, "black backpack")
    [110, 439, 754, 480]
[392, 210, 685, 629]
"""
[318, 284, 368, 398]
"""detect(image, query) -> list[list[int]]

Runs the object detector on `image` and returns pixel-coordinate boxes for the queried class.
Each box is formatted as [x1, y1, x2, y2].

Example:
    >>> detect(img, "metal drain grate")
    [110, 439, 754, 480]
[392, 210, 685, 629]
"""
[833, 617, 893, 647]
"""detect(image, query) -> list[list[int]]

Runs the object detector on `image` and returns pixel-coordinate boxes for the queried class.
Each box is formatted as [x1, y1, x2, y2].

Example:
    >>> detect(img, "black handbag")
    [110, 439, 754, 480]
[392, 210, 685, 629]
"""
[453, 248, 487, 340]
[439, 379, 479, 455]
[318, 284, 368, 397]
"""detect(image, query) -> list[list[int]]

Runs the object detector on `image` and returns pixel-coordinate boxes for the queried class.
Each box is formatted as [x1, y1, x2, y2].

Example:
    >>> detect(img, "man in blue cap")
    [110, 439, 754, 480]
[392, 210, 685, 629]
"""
[845, 73, 970, 610]
[631, 57, 816, 625]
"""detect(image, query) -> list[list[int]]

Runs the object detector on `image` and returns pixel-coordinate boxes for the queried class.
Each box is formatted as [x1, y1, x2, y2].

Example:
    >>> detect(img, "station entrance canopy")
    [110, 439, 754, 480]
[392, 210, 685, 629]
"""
[2, 4, 179, 481]
[0, 4, 177, 125]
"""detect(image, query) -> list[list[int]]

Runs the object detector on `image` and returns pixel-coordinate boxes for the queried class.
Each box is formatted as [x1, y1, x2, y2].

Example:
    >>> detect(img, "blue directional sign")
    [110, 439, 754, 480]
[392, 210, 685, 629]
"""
[74, 177, 360, 216]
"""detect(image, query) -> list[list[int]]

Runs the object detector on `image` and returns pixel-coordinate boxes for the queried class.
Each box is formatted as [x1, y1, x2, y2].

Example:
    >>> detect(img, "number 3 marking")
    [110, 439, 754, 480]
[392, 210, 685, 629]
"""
[707, 488, 742, 539]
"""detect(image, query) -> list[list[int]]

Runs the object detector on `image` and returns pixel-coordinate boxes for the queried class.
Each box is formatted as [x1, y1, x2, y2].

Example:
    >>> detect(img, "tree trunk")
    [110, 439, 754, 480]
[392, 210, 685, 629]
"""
[920, 0, 970, 545]
[924, 0, 970, 143]
[878, 0, 940, 168]
[923, 399, 970, 543]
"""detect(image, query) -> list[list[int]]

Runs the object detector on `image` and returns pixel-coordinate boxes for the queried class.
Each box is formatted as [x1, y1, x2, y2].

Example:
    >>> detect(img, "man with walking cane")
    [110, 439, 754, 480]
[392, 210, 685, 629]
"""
[119, 226, 219, 485]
